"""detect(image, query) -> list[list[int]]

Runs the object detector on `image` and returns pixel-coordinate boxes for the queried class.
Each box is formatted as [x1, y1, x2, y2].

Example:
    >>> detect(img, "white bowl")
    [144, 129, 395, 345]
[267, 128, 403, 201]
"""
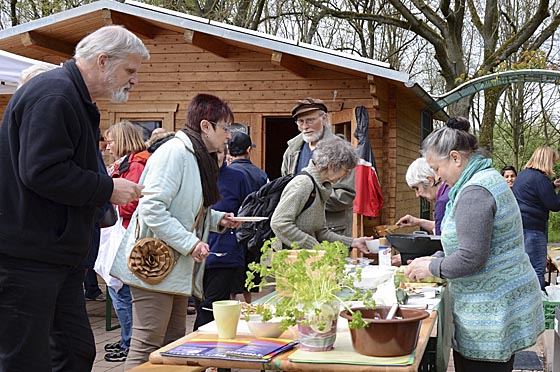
[246, 315, 284, 338]
[365, 239, 380, 253]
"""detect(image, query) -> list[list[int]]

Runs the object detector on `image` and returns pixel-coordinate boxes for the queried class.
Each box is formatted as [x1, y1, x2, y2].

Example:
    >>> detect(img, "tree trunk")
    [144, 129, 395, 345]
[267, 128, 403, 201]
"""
[479, 86, 505, 152]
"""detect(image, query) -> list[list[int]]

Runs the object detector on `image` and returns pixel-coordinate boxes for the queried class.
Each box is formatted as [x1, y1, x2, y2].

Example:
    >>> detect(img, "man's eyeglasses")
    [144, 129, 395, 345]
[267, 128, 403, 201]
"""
[209, 121, 232, 133]
[295, 113, 324, 126]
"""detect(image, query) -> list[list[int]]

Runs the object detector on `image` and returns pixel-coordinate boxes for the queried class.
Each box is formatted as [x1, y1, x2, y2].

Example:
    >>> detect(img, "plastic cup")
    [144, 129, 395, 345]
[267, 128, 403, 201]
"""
[213, 300, 241, 339]
[365, 239, 380, 253]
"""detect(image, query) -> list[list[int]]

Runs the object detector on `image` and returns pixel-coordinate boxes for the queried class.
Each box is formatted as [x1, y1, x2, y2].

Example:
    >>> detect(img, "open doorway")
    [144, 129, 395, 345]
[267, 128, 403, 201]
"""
[264, 117, 299, 180]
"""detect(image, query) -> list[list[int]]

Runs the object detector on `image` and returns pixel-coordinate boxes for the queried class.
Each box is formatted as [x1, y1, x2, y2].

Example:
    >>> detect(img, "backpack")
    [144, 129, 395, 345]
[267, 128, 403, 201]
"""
[236, 171, 317, 257]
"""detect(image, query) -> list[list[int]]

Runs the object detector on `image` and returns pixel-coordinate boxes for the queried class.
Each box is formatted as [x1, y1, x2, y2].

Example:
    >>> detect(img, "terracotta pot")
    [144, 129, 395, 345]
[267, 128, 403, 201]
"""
[339, 306, 429, 357]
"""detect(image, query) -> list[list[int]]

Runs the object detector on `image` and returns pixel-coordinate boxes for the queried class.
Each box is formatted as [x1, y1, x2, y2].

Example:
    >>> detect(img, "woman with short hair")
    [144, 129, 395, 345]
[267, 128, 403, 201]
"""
[111, 93, 240, 369]
[271, 136, 370, 253]
[396, 157, 450, 235]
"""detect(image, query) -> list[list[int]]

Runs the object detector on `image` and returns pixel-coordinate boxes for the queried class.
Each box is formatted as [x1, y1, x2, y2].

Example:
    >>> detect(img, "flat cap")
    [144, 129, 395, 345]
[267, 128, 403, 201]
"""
[291, 97, 328, 119]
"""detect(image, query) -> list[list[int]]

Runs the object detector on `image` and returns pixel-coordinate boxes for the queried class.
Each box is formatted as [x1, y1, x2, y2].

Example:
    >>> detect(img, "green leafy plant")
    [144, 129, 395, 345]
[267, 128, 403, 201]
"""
[245, 238, 375, 330]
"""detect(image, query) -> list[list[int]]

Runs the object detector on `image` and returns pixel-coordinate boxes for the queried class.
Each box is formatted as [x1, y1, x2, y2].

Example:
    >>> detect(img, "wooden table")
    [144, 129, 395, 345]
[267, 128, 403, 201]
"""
[145, 311, 438, 372]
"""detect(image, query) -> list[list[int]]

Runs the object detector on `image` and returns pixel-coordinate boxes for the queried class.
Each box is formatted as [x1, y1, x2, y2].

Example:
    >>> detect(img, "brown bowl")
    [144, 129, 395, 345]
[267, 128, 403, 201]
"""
[339, 306, 429, 357]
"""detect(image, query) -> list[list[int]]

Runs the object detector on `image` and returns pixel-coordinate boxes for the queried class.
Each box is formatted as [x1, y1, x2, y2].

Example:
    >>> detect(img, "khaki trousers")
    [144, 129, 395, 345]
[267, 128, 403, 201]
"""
[124, 286, 188, 370]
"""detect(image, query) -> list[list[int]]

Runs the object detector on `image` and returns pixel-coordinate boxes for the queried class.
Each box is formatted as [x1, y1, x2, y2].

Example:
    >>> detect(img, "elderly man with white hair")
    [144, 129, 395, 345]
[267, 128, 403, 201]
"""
[0, 25, 149, 371]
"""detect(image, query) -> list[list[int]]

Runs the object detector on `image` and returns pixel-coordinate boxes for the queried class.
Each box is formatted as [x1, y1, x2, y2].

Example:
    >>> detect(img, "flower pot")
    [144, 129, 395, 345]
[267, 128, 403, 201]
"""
[297, 301, 339, 351]
[339, 306, 429, 357]
[297, 317, 337, 351]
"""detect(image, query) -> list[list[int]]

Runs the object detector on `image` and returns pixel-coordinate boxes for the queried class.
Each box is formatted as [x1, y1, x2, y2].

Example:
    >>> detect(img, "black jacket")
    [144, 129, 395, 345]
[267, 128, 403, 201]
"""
[513, 168, 560, 232]
[0, 60, 113, 266]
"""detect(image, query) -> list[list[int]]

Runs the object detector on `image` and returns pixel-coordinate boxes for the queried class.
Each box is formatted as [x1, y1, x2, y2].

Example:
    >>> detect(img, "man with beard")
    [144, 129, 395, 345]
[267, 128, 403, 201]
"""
[281, 98, 356, 236]
[0, 25, 149, 372]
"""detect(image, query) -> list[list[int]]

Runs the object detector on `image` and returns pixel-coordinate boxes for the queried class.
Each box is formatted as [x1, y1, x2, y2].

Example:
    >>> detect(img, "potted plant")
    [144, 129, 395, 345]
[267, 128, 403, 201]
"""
[245, 239, 375, 351]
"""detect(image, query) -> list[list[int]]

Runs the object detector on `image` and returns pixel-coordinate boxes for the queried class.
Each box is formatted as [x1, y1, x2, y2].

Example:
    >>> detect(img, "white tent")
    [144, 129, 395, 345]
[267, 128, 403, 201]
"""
[0, 50, 57, 94]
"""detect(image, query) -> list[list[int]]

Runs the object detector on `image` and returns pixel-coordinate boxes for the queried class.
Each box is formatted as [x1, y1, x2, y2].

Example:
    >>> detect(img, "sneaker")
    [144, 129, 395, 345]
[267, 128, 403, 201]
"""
[187, 305, 196, 315]
[104, 348, 128, 362]
[104, 341, 123, 352]
[85, 293, 106, 302]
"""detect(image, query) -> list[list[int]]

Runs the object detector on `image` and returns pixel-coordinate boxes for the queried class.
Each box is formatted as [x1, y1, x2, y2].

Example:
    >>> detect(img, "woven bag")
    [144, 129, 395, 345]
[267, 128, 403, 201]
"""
[128, 236, 176, 285]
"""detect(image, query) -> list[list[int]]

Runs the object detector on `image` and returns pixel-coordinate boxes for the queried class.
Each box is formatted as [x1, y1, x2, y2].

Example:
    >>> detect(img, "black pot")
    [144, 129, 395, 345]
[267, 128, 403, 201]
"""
[386, 231, 442, 262]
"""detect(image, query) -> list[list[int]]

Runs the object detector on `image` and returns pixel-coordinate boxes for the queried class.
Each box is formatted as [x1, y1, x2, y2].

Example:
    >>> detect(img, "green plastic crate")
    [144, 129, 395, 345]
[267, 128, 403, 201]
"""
[543, 300, 560, 329]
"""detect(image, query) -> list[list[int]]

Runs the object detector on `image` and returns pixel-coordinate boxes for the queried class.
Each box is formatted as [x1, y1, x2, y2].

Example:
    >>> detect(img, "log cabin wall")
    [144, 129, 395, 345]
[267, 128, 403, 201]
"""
[97, 29, 416, 234]
[394, 85, 429, 229]
[0, 95, 10, 120]
[0, 3, 436, 235]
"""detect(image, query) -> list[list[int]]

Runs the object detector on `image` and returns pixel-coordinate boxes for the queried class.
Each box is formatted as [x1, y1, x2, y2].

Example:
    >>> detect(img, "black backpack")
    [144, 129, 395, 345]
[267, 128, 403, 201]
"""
[236, 171, 317, 256]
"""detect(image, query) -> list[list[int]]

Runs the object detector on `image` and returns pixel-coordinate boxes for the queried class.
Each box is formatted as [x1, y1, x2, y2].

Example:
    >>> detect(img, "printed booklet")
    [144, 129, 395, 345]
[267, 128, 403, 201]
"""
[160, 337, 298, 362]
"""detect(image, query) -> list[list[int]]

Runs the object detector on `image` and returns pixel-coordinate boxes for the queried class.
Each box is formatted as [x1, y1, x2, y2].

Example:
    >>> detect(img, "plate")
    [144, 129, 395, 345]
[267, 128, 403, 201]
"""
[231, 216, 268, 222]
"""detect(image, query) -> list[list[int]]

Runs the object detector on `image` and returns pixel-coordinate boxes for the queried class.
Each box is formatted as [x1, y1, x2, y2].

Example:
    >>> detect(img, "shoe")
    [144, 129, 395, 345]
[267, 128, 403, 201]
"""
[85, 293, 106, 302]
[104, 341, 123, 352]
[187, 305, 196, 315]
[104, 348, 128, 362]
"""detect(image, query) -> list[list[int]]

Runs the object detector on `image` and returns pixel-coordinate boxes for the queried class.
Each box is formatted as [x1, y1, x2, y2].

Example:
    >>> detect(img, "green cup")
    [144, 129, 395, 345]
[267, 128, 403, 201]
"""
[213, 300, 241, 339]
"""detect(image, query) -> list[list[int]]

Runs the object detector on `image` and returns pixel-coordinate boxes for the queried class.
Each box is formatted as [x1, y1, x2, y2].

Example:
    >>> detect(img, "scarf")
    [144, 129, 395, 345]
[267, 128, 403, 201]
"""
[181, 127, 220, 207]
[445, 153, 493, 215]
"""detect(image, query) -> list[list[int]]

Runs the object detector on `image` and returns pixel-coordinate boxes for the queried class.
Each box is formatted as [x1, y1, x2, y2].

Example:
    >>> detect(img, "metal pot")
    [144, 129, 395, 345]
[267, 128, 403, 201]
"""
[385, 231, 442, 262]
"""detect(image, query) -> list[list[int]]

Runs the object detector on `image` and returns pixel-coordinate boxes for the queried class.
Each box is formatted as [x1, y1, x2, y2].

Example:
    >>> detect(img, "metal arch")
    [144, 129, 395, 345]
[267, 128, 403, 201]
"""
[427, 69, 560, 113]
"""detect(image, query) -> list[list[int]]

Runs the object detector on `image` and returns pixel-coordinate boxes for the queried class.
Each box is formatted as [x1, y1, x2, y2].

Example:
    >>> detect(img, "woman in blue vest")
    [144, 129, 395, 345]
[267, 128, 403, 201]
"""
[405, 117, 544, 372]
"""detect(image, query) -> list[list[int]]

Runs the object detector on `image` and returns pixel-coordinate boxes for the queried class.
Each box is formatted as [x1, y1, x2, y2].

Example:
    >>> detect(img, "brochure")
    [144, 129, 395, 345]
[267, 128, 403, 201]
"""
[160, 337, 298, 362]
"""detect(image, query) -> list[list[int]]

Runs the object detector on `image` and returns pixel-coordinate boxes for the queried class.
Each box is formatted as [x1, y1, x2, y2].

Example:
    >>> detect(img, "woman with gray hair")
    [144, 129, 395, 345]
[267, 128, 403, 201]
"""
[271, 136, 371, 252]
[396, 157, 450, 235]
[405, 117, 543, 372]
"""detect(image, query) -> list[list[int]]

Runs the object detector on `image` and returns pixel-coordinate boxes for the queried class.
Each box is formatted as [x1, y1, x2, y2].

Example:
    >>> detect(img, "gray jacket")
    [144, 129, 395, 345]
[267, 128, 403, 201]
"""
[281, 128, 356, 236]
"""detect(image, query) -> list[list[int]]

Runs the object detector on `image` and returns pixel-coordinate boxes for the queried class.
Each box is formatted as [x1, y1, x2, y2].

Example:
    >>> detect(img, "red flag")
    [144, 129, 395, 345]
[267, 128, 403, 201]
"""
[354, 158, 383, 217]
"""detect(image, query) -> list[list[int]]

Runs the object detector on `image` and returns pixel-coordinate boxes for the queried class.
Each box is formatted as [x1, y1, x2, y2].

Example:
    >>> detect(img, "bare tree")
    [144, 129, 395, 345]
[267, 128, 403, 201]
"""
[302, 0, 560, 149]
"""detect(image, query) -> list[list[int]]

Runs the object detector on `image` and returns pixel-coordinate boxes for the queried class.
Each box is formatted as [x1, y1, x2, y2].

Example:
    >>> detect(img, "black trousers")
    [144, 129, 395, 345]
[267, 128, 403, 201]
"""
[453, 349, 515, 372]
[0, 253, 95, 372]
[193, 267, 239, 331]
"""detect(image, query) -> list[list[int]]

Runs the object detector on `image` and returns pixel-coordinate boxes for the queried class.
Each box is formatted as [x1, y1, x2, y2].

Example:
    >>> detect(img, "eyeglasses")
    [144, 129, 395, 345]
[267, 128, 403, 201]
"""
[295, 113, 324, 126]
[209, 121, 232, 133]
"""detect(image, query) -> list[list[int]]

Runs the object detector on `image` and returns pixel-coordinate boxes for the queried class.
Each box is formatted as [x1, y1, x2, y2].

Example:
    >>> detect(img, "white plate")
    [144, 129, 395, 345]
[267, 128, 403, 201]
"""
[231, 216, 268, 222]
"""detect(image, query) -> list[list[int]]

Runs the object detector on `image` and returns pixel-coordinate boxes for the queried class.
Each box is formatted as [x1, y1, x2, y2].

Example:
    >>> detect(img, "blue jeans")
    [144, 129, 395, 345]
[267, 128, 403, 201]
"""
[523, 229, 548, 290]
[108, 285, 132, 349]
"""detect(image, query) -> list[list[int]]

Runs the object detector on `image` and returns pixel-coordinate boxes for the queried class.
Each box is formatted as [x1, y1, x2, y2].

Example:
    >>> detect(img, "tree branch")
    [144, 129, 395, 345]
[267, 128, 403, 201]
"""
[479, 0, 551, 73]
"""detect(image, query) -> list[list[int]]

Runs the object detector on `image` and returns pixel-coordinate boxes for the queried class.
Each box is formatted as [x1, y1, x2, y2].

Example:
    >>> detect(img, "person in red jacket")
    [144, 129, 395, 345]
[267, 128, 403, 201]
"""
[103, 120, 150, 362]
[106, 121, 151, 228]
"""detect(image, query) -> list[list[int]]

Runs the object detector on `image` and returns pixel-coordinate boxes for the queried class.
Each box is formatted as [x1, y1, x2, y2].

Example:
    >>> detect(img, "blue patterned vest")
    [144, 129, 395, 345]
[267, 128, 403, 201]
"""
[441, 168, 544, 361]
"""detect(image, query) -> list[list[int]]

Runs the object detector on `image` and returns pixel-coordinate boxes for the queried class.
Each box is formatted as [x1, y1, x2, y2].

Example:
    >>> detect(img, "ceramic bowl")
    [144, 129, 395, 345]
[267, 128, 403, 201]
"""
[340, 306, 430, 357]
[246, 315, 284, 338]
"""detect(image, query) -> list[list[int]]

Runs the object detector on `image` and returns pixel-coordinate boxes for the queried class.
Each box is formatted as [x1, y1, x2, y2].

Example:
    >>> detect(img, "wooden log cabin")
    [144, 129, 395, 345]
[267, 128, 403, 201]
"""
[0, 0, 447, 237]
